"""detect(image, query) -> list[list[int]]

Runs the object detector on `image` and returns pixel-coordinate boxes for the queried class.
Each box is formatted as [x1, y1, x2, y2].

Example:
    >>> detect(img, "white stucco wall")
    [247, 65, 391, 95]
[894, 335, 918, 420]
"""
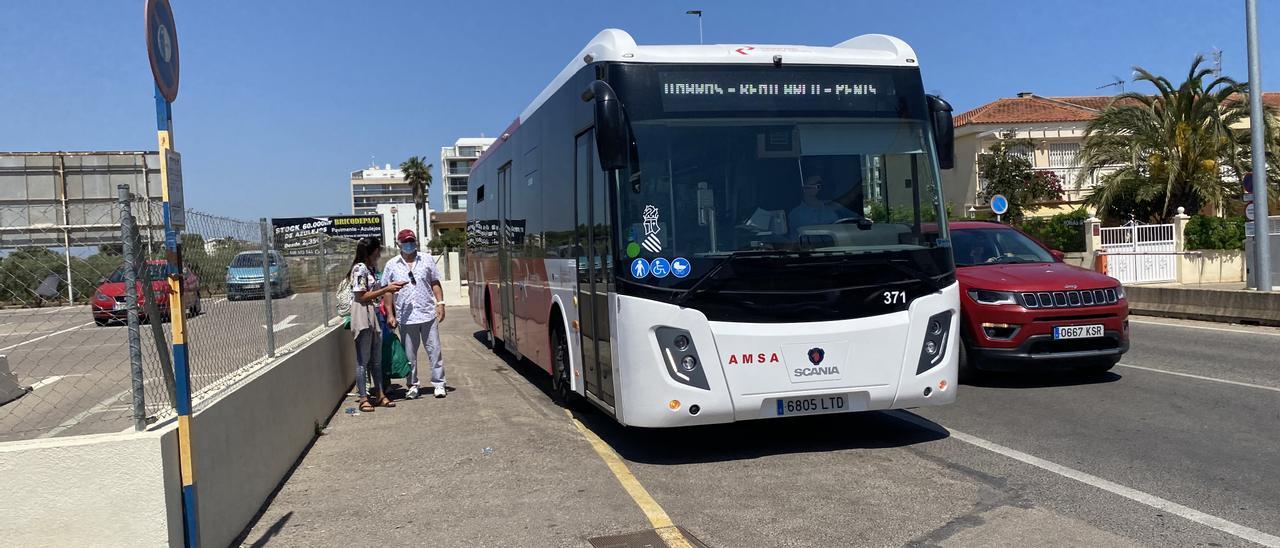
[0, 428, 182, 547]
[0, 323, 354, 547]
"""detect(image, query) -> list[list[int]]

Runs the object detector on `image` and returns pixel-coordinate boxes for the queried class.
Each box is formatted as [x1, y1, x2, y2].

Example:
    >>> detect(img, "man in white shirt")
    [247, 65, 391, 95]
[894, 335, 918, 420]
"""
[382, 229, 447, 399]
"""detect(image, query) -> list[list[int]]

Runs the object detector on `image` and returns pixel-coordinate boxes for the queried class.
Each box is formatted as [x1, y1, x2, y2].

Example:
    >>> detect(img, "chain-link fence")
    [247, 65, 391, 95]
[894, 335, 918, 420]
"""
[0, 186, 345, 441]
[0, 190, 171, 441]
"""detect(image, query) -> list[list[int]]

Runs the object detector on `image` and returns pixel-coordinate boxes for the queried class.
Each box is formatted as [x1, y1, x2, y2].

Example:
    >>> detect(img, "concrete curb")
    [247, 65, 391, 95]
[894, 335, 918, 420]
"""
[1125, 285, 1280, 326]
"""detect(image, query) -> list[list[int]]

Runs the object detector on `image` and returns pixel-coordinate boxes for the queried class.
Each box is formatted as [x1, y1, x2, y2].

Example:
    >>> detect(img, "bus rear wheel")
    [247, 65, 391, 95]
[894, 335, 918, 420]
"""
[551, 322, 572, 404]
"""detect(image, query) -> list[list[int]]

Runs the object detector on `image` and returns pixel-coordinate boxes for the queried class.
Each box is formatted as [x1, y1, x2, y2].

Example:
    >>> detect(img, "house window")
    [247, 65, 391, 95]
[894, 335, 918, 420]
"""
[1049, 142, 1080, 168]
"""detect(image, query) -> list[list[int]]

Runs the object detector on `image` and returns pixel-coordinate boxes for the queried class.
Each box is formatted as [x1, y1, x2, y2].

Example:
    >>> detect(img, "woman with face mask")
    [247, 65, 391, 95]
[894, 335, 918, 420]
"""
[350, 237, 406, 412]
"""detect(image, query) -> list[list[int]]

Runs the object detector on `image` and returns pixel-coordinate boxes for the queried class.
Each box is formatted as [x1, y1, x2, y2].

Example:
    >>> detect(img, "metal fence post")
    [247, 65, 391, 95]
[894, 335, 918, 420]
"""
[260, 219, 276, 358]
[320, 237, 331, 326]
[118, 185, 147, 431]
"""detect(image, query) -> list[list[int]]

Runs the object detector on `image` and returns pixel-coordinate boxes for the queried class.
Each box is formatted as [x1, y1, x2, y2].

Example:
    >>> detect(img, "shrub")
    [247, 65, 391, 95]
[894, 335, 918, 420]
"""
[1184, 215, 1246, 250]
[1017, 208, 1089, 252]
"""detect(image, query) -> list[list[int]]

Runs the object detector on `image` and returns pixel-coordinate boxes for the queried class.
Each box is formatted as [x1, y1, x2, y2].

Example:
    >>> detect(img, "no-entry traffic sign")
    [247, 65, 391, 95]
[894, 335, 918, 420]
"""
[146, 0, 180, 102]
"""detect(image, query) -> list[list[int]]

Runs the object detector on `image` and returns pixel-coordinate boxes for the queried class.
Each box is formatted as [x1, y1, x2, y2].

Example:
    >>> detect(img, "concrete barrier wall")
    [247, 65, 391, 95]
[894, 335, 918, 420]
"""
[1125, 285, 1280, 326]
[1179, 250, 1245, 284]
[1063, 252, 1091, 269]
[0, 323, 354, 547]
[191, 323, 354, 547]
[0, 428, 182, 547]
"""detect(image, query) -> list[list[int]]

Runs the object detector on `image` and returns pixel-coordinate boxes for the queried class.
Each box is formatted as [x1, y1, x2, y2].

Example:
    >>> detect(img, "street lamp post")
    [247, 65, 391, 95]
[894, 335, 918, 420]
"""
[686, 10, 703, 44]
[1247, 0, 1273, 290]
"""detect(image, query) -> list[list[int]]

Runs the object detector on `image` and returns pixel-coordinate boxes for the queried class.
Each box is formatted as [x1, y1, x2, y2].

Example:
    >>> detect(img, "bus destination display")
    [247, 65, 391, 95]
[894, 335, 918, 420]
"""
[658, 71, 897, 113]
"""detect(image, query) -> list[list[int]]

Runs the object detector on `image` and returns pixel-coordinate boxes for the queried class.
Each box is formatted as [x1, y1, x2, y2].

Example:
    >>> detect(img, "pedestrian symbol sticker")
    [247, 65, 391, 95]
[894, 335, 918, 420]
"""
[642, 205, 662, 253]
[651, 258, 671, 278]
[671, 257, 691, 278]
[631, 258, 651, 278]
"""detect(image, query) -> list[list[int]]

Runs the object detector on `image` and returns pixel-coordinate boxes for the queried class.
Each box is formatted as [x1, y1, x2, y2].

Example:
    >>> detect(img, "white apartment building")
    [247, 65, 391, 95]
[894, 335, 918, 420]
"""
[350, 163, 412, 217]
[439, 137, 496, 213]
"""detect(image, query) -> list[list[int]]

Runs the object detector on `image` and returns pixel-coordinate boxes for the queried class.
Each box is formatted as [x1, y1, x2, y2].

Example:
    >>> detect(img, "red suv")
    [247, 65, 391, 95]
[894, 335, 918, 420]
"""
[949, 221, 1128, 378]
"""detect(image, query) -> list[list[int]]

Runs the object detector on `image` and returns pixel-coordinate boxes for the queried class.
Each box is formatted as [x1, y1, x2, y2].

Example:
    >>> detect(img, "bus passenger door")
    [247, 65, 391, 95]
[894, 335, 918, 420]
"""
[575, 130, 615, 406]
[497, 162, 517, 352]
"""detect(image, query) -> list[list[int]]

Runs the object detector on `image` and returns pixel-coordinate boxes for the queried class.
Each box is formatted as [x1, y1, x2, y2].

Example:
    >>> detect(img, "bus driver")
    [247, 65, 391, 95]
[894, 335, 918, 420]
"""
[789, 174, 859, 231]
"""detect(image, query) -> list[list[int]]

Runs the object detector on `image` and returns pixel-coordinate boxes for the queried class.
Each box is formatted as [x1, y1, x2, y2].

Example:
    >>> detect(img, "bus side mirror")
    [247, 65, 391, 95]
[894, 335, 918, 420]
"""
[582, 80, 628, 171]
[927, 94, 955, 170]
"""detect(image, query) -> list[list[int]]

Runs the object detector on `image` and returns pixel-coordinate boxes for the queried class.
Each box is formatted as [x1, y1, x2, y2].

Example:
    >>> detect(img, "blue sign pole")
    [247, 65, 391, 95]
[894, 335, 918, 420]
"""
[147, 0, 197, 544]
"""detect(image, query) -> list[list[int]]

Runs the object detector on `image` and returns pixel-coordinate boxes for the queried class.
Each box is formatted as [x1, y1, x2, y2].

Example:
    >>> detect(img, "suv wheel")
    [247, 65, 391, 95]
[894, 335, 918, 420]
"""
[958, 341, 982, 383]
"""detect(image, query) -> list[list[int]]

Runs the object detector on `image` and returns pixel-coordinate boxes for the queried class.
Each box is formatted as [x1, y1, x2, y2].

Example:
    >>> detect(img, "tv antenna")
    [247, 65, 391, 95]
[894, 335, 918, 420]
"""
[1211, 47, 1223, 77]
[1096, 76, 1124, 94]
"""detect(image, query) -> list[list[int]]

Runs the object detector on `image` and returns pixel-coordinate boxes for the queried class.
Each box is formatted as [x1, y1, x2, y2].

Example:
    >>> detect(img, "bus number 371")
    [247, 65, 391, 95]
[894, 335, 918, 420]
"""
[884, 290, 907, 304]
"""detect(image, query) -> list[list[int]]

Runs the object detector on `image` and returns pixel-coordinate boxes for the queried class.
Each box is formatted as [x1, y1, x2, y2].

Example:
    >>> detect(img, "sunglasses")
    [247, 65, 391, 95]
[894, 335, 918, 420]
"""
[408, 271, 417, 285]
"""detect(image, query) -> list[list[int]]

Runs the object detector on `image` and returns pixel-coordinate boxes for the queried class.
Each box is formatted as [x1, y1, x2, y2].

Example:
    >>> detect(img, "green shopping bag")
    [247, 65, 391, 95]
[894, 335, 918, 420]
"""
[380, 326, 412, 385]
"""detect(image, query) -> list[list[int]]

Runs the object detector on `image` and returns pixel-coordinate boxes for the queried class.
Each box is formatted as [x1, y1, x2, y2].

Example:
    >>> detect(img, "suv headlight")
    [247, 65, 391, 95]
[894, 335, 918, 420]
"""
[968, 289, 1019, 306]
[1115, 285, 1126, 300]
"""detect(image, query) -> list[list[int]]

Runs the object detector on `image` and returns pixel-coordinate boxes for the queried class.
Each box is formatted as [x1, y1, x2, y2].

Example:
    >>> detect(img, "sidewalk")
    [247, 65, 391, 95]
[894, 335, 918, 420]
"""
[237, 318, 654, 547]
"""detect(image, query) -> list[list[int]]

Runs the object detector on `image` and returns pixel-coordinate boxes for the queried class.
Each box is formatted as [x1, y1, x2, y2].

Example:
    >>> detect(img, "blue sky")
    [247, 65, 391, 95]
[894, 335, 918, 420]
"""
[2, 1, 1278, 220]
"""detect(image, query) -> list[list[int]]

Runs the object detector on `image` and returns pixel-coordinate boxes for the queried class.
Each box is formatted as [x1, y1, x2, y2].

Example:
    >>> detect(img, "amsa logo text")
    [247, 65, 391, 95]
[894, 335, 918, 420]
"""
[726, 352, 780, 365]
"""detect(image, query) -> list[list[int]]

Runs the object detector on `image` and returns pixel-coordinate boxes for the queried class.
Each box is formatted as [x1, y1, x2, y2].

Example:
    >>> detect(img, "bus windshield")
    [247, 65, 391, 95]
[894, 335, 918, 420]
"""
[625, 118, 943, 257]
[610, 64, 951, 297]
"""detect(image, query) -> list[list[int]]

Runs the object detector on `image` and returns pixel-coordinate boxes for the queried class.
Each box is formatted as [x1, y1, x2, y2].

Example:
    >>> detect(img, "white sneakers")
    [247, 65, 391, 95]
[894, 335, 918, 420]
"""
[403, 386, 445, 399]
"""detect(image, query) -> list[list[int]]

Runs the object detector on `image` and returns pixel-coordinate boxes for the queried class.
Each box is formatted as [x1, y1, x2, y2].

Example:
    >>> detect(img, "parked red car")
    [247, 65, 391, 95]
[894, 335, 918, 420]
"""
[90, 260, 202, 326]
[949, 221, 1128, 378]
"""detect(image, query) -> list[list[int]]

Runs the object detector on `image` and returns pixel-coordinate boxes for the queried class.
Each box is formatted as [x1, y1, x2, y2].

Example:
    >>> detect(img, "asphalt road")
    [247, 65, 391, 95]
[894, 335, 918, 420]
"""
[0, 290, 333, 442]
[241, 315, 1280, 547]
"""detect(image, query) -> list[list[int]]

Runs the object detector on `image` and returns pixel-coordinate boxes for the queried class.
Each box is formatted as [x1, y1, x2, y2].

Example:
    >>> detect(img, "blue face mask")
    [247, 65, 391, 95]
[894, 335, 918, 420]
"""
[400, 242, 417, 254]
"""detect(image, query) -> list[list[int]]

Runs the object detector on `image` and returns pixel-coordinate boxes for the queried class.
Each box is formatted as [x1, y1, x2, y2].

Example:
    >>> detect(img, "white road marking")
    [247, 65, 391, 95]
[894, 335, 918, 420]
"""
[261, 314, 299, 333]
[38, 386, 131, 438]
[29, 376, 64, 390]
[889, 412, 1280, 547]
[0, 321, 95, 352]
[290, 294, 298, 301]
[1117, 363, 1280, 393]
[1129, 317, 1280, 338]
[214, 298, 226, 304]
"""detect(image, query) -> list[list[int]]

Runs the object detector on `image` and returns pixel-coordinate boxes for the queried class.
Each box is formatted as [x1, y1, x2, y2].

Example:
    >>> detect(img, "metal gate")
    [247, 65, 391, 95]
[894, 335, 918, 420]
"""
[1101, 221, 1176, 284]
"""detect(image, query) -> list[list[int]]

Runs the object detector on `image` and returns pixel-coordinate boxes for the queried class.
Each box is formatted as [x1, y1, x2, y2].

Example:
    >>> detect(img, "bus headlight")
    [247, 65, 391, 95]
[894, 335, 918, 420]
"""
[916, 310, 953, 375]
[655, 327, 710, 390]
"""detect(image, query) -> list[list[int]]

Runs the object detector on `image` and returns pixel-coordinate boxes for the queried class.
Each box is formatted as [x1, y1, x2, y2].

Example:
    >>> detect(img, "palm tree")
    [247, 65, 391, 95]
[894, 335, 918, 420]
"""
[1078, 56, 1252, 222]
[399, 156, 433, 240]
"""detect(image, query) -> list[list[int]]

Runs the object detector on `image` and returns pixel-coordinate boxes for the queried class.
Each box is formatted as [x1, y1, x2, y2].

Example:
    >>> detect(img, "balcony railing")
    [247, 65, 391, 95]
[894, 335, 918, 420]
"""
[977, 166, 1122, 205]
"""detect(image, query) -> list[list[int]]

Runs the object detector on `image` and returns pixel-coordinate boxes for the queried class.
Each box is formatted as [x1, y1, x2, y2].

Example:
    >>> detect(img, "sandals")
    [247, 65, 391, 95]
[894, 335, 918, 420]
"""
[358, 398, 376, 412]
[376, 396, 396, 408]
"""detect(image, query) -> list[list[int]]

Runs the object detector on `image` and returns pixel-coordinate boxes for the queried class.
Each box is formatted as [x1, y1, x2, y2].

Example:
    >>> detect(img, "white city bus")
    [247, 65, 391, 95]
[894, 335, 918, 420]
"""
[468, 29, 959, 427]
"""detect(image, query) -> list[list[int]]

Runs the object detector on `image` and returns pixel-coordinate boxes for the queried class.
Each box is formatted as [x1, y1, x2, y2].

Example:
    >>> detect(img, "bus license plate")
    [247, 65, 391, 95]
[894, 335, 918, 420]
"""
[776, 395, 847, 417]
[1053, 324, 1103, 340]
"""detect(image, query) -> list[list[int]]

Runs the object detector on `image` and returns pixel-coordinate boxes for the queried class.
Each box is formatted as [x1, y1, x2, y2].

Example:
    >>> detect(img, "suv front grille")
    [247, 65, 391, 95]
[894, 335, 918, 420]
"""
[1021, 288, 1118, 309]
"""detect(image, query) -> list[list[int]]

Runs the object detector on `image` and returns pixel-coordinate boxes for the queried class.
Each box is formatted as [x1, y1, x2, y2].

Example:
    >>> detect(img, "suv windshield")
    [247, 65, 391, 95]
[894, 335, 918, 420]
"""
[952, 228, 1054, 266]
[108, 264, 168, 282]
[230, 253, 277, 268]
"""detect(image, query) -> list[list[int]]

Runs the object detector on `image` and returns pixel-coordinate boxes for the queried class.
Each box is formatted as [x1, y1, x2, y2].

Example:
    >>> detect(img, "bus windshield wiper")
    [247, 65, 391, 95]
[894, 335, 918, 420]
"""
[887, 259, 943, 293]
[673, 250, 790, 306]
